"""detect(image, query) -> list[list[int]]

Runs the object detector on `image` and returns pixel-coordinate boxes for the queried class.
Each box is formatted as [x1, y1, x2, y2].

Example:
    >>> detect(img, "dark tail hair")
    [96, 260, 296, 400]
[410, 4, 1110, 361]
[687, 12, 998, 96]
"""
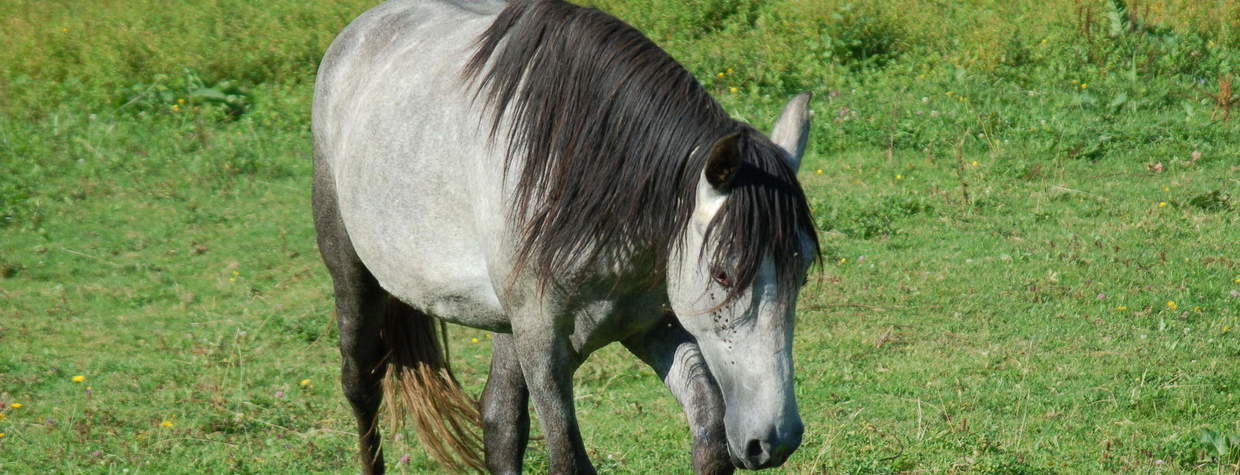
[381, 296, 484, 471]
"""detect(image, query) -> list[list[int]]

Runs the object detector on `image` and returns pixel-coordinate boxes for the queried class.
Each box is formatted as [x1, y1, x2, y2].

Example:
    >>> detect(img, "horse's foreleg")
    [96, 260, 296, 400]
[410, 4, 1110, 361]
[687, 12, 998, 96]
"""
[482, 333, 530, 474]
[622, 316, 734, 475]
[511, 325, 594, 474]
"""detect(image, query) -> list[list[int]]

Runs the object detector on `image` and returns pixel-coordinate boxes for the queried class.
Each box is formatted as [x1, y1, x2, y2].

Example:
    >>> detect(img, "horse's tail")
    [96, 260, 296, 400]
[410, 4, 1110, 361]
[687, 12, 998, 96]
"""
[381, 296, 484, 471]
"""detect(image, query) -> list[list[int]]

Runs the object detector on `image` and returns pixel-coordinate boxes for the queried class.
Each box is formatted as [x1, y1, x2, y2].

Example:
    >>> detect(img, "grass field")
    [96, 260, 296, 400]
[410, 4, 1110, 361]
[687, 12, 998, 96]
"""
[1, 0, 1238, 472]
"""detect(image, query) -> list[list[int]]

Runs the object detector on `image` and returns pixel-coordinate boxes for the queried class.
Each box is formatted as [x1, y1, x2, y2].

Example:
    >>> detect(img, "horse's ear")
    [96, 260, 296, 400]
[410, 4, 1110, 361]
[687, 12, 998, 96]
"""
[704, 132, 742, 190]
[770, 92, 812, 171]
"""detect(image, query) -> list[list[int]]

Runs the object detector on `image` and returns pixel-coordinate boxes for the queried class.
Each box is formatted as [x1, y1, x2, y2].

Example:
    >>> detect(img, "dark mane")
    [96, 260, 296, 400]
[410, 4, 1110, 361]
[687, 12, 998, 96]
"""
[463, 0, 819, 301]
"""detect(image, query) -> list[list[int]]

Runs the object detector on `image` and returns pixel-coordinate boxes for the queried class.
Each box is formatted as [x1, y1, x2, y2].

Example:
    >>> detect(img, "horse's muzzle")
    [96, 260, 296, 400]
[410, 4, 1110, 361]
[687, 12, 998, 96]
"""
[730, 420, 804, 470]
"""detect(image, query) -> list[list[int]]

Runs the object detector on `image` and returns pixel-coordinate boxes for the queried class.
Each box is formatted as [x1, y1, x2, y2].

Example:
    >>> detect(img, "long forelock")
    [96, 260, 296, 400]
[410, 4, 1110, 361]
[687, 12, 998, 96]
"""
[703, 127, 821, 305]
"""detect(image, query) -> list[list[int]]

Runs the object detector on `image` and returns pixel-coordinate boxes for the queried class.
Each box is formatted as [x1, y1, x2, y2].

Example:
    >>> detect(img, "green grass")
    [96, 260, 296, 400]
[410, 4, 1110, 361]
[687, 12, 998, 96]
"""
[1, 0, 1238, 472]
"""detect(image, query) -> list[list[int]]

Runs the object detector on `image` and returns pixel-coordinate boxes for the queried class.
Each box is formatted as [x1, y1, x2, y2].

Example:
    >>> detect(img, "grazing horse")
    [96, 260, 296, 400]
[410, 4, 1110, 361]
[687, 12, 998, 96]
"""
[312, 0, 819, 473]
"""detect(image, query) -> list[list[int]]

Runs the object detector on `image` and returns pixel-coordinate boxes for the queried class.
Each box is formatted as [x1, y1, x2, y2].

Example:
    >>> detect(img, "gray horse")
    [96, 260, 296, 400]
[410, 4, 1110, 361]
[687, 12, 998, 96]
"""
[312, 0, 819, 473]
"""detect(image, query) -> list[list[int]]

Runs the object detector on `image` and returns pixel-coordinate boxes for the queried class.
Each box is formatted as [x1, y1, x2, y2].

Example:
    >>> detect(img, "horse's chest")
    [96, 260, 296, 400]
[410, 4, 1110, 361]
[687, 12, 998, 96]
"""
[562, 295, 667, 355]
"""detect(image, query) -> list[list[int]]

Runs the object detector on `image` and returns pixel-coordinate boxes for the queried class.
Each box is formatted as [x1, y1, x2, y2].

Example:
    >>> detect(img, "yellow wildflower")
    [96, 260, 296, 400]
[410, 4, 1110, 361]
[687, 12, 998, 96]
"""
[1233, 276, 1239, 284]
[1166, 300, 1178, 311]
[72, 375, 85, 383]
[1115, 306, 1128, 311]
[971, 161, 979, 167]
[9, 404, 21, 409]
[171, 104, 181, 112]
[0, 433, 5, 438]
[160, 420, 174, 428]
[299, 379, 311, 387]
[177, 98, 186, 104]
[470, 337, 479, 343]
[715, 72, 725, 78]
[1158, 201, 1167, 208]
[726, 67, 734, 74]
[1080, 83, 1088, 89]
[838, 258, 847, 264]
[896, 174, 903, 180]
[0, 413, 6, 421]
[815, 169, 824, 175]
[728, 87, 738, 94]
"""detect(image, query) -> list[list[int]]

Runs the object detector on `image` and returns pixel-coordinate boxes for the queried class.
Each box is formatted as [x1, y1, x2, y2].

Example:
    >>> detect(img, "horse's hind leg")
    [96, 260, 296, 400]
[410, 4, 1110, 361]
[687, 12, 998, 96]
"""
[314, 170, 388, 474]
[482, 333, 530, 474]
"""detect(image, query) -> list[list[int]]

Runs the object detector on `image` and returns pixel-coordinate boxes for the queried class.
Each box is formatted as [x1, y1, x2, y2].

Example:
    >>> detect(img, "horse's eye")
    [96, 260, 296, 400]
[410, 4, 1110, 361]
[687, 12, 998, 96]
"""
[712, 269, 732, 287]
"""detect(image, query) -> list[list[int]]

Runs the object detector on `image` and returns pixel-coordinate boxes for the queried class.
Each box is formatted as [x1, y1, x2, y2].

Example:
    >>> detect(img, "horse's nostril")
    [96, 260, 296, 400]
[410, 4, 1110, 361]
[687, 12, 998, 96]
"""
[745, 438, 769, 463]
[745, 439, 762, 459]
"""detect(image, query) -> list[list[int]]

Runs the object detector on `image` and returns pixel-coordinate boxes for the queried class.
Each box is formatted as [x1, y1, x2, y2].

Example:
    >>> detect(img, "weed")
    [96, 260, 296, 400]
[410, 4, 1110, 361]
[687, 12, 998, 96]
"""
[119, 69, 249, 119]
[1188, 190, 1232, 212]
[1163, 429, 1240, 469]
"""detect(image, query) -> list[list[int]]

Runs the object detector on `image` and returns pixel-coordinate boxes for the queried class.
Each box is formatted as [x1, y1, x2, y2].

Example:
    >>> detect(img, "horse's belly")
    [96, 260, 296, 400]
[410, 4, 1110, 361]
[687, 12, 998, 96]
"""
[336, 110, 507, 329]
[343, 189, 509, 330]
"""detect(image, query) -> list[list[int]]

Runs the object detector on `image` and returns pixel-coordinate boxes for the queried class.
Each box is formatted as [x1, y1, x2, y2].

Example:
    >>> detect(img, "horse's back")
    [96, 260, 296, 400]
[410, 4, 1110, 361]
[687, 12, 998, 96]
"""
[313, 0, 510, 329]
[313, 0, 503, 143]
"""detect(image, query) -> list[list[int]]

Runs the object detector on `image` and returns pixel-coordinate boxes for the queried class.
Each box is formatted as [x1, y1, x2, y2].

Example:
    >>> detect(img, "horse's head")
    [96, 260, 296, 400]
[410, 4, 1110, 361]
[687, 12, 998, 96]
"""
[667, 93, 817, 470]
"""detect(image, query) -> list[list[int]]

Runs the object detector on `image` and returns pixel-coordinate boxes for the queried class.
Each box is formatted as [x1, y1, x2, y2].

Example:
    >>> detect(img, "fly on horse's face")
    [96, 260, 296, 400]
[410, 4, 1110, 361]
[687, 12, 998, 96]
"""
[667, 93, 814, 470]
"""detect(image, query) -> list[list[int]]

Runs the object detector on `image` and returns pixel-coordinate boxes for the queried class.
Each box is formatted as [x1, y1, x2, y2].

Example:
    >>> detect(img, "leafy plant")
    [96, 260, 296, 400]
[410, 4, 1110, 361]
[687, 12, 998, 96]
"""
[814, 194, 933, 240]
[1198, 429, 1240, 463]
[118, 68, 249, 119]
[1188, 190, 1231, 212]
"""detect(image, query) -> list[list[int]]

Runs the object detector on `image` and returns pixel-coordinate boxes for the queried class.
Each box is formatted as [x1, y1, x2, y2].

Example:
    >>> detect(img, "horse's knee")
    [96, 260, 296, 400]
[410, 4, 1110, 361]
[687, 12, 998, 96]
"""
[481, 394, 514, 430]
[339, 341, 384, 409]
[340, 367, 381, 406]
[482, 373, 526, 424]
[692, 443, 735, 475]
[481, 389, 500, 422]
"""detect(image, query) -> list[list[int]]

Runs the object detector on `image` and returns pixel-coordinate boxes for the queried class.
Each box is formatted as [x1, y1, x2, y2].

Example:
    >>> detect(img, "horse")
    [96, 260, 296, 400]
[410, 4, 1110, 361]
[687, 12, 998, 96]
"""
[311, 0, 820, 473]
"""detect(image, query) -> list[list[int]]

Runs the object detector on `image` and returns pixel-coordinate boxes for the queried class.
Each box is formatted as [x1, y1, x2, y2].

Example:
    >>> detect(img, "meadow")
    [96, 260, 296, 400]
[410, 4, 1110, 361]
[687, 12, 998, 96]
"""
[1, 0, 1237, 472]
